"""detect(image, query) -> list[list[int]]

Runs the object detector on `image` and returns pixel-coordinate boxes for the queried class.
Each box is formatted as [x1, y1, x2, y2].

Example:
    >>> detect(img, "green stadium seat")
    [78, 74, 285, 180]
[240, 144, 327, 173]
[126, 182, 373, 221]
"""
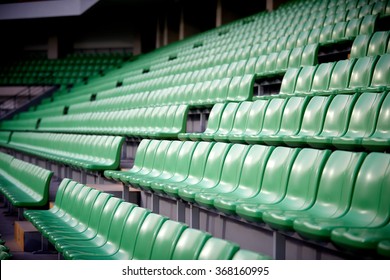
[293, 152, 390, 242]
[151, 141, 198, 193]
[350, 34, 371, 58]
[0, 155, 53, 208]
[359, 14, 377, 35]
[294, 65, 318, 95]
[279, 68, 301, 96]
[332, 92, 384, 150]
[125, 140, 171, 188]
[235, 148, 330, 223]
[283, 96, 332, 147]
[172, 228, 211, 260]
[262, 151, 365, 231]
[245, 98, 287, 144]
[105, 139, 151, 182]
[62, 201, 135, 259]
[136, 141, 184, 191]
[213, 145, 273, 215]
[345, 56, 379, 93]
[367, 31, 390, 57]
[227, 74, 255, 102]
[262, 96, 309, 145]
[178, 142, 232, 203]
[150, 220, 188, 260]
[131, 213, 168, 260]
[229, 100, 268, 143]
[362, 92, 390, 151]
[58, 196, 123, 257]
[310, 62, 336, 94]
[288, 47, 304, 68]
[221, 101, 252, 142]
[163, 142, 214, 198]
[328, 59, 357, 94]
[194, 144, 250, 208]
[368, 54, 390, 92]
[235, 147, 300, 222]
[309, 94, 359, 149]
[212, 102, 240, 141]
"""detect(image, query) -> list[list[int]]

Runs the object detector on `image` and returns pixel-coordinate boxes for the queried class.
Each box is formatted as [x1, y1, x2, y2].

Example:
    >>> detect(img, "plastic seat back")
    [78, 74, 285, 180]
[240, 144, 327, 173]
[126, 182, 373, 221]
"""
[197, 238, 239, 260]
[172, 228, 212, 260]
[256, 147, 300, 203]
[294, 66, 317, 95]
[341, 92, 384, 140]
[256, 98, 287, 136]
[214, 102, 240, 136]
[370, 54, 390, 91]
[277, 148, 330, 209]
[328, 59, 356, 93]
[350, 34, 370, 58]
[280, 68, 301, 96]
[202, 103, 227, 135]
[150, 220, 188, 260]
[132, 213, 168, 260]
[117, 207, 150, 259]
[311, 151, 366, 217]
[316, 94, 358, 138]
[242, 100, 269, 136]
[311, 62, 336, 93]
[367, 31, 390, 56]
[346, 153, 390, 226]
[228, 101, 253, 136]
[367, 92, 390, 139]
[348, 56, 378, 91]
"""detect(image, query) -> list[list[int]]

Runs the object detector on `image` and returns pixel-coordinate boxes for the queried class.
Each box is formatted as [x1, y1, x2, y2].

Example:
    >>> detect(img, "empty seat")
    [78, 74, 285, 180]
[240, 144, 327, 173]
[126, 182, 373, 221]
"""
[309, 94, 359, 149]
[262, 151, 365, 231]
[283, 96, 332, 147]
[245, 98, 287, 144]
[362, 92, 390, 151]
[213, 145, 274, 215]
[261, 97, 309, 145]
[293, 152, 390, 242]
[350, 34, 371, 58]
[328, 59, 357, 94]
[279, 68, 301, 96]
[368, 53, 390, 92]
[229, 100, 268, 143]
[332, 92, 385, 150]
[236, 148, 330, 223]
[172, 228, 211, 260]
[235, 147, 300, 222]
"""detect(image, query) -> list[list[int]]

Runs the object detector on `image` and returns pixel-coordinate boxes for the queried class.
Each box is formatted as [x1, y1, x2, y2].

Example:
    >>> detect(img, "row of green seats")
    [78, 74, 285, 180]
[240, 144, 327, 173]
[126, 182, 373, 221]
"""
[181, 92, 390, 151]
[0, 118, 38, 131]
[104, 139, 390, 257]
[39, 105, 188, 138]
[24, 178, 270, 260]
[3, 133, 124, 171]
[350, 31, 390, 58]
[278, 53, 390, 96]
[15, 106, 66, 120]
[0, 151, 53, 207]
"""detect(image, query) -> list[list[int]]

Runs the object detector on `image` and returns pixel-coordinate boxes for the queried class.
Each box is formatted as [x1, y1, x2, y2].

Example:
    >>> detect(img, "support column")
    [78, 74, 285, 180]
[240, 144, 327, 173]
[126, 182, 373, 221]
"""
[48, 36, 59, 59]
[216, 0, 222, 27]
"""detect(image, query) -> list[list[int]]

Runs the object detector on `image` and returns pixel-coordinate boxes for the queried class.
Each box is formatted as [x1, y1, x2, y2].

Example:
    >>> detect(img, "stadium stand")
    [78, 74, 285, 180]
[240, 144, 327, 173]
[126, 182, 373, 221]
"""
[1, 0, 390, 260]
